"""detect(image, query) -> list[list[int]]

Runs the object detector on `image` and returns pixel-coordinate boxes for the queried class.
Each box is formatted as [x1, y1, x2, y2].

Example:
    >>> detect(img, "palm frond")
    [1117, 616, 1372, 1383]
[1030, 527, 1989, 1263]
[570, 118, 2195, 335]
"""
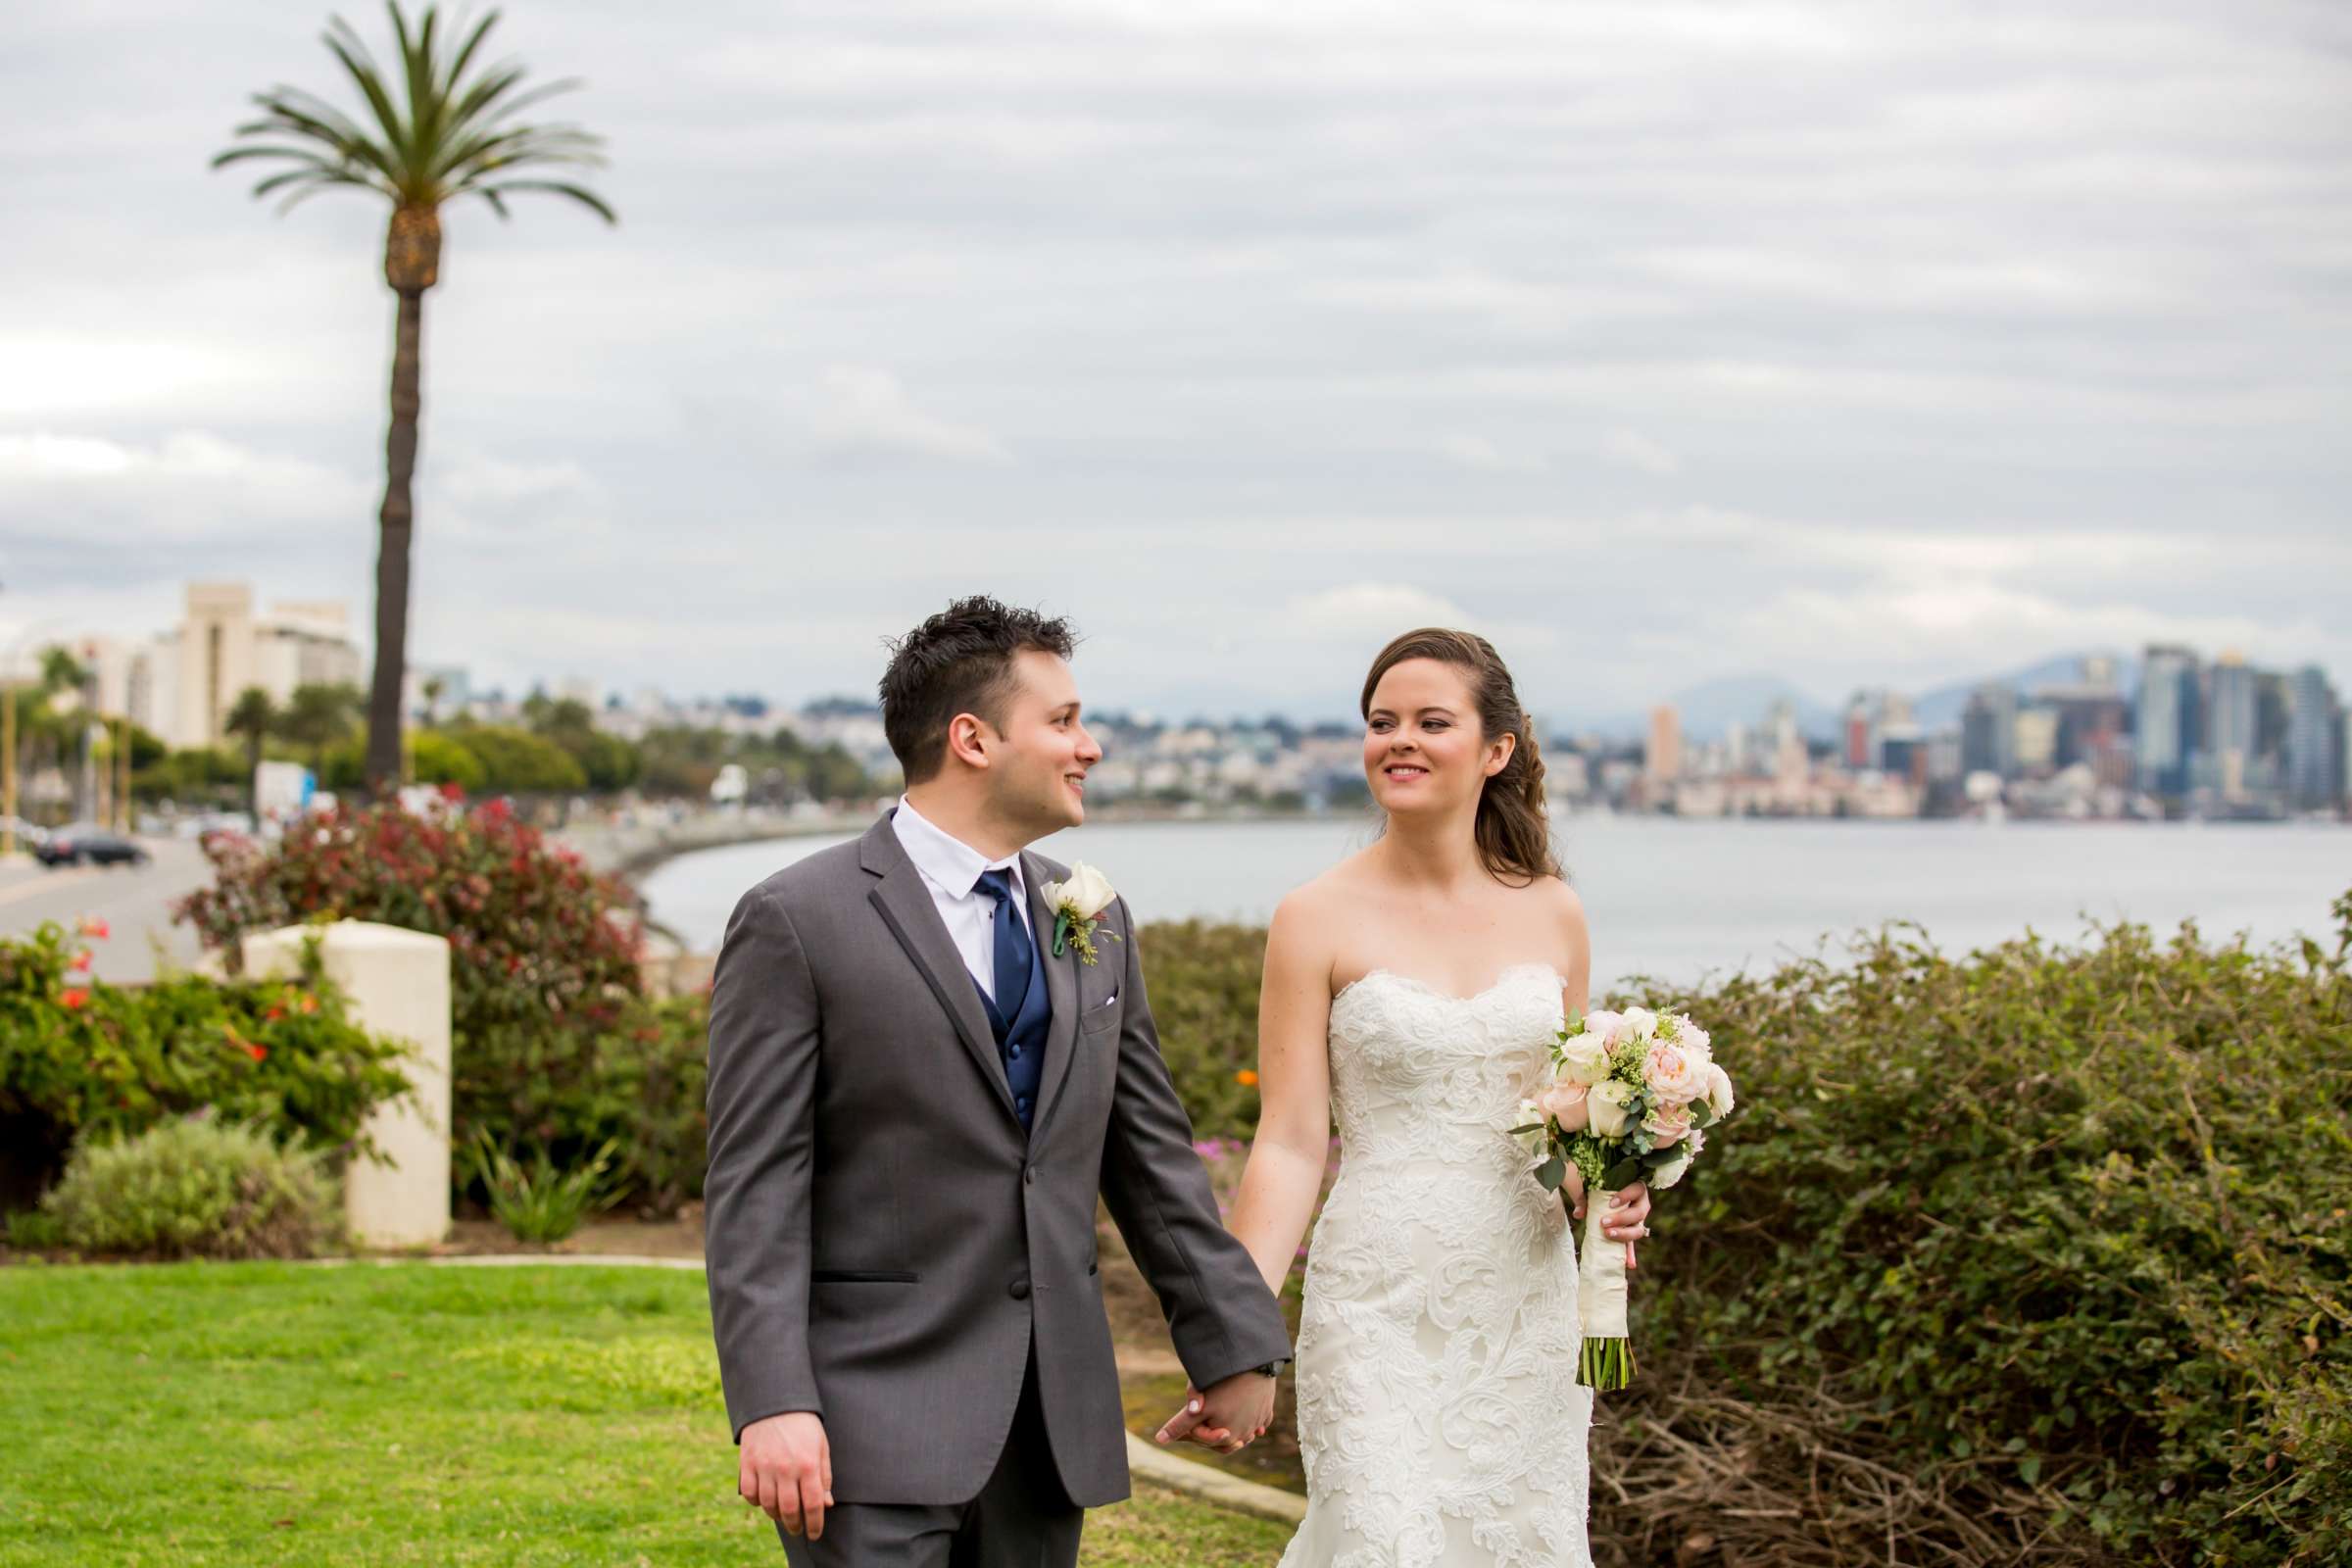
[466, 178, 616, 225]
[215, 1, 612, 223]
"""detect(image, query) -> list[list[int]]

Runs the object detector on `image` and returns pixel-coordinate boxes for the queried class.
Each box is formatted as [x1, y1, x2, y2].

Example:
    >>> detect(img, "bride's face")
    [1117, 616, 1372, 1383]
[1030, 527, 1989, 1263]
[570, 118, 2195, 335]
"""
[1362, 658, 1513, 818]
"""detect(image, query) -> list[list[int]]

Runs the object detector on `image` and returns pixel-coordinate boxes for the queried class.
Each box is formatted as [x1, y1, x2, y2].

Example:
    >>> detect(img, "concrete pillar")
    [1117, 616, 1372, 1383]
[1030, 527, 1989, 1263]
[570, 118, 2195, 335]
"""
[241, 920, 452, 1248]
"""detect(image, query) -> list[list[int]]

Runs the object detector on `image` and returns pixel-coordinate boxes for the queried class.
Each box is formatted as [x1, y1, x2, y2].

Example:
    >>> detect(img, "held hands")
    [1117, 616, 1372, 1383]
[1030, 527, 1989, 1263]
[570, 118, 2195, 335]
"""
[739, 1411, 833, 1540]
[1563, 1172, 1652, 1270]
[1153, 1368, 1277, 1456]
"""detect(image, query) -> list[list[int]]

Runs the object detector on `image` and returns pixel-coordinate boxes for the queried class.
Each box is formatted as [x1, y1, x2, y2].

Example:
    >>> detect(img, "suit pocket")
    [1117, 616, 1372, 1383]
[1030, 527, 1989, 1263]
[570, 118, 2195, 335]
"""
[1079, 1000, 1123, 1035]
[810, 1270, 919, 1284]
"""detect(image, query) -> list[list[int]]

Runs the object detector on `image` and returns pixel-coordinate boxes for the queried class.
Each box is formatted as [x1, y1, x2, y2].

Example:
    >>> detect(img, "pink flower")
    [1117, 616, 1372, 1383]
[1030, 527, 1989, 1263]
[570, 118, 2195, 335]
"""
[1534, 1081, 1590, 1129]
[1643, 1041, 1706, 1106]
[1643, 1102, 1694, 1148]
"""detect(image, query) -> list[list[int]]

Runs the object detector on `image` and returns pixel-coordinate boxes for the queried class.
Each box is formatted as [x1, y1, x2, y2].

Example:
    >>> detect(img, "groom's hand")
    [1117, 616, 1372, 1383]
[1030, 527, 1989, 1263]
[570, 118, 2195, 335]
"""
[740, 1412, 832, 1540]
[1154, 1371, 1276, 1455]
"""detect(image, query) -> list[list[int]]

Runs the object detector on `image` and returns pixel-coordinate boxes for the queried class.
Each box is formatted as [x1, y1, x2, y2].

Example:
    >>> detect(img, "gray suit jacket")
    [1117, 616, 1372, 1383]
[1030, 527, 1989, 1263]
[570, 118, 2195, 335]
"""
[704, 812, 1292, 1507]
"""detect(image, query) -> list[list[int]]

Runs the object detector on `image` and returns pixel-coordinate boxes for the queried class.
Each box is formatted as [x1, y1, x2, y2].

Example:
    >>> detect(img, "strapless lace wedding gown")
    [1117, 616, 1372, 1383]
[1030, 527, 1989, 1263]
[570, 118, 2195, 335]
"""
[1279, 963, 1592, 1568]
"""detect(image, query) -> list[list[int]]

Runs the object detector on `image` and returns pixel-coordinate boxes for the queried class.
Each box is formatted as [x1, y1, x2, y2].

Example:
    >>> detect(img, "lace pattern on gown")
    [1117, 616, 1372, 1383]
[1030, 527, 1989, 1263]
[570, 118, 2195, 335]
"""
[1278, 962, 1593, 1568]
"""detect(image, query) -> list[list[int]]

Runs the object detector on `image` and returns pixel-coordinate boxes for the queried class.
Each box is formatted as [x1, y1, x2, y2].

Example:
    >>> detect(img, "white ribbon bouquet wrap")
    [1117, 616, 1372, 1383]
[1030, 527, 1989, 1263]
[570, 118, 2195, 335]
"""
[1511, 1006, 1736, 1390]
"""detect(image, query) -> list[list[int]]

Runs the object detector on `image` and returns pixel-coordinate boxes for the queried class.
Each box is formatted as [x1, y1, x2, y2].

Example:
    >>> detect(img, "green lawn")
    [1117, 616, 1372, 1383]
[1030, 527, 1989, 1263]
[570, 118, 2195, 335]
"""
[0, 1262, 1295, 1567]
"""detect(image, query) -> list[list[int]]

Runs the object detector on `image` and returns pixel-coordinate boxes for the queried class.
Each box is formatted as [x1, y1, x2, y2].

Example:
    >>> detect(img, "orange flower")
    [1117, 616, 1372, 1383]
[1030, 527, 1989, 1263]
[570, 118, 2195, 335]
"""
[76, 917, 111, 940]
[298, 995, 318, 1014]
[60, 989, 90, 1010]
[69, 950, 93, 971]
[1236, 1069, 1259, 1088]
[246, 1043, 269, 1062]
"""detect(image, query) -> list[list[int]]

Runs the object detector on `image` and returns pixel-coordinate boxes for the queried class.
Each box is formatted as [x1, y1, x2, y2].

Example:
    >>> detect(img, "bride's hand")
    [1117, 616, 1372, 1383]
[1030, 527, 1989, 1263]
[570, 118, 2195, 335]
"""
[1567, 1175, 1652, 1271]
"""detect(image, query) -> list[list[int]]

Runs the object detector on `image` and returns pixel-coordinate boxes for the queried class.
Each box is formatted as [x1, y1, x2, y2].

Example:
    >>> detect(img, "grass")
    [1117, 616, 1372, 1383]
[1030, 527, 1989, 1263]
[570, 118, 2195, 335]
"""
[0, 1261, 1296, 1566]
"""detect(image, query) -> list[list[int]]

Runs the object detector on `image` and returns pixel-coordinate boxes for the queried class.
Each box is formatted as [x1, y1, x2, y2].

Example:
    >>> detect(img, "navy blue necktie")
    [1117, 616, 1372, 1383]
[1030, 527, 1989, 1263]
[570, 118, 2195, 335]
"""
[974, 868, 1034, 1028]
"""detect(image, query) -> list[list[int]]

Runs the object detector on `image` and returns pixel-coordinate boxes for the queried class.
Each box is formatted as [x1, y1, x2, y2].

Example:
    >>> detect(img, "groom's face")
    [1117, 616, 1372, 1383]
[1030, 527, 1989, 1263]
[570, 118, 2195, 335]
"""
[982, 650, 1102, 834]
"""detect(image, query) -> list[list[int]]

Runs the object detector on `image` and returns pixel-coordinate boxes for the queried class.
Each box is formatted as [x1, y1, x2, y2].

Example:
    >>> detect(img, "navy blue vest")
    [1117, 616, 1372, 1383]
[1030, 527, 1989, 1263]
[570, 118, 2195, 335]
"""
[974, 911, 1051, 1132]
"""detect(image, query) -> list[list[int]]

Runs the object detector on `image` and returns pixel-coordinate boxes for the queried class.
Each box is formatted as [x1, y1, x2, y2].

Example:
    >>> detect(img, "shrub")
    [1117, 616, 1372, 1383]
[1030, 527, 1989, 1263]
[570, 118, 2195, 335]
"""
[466, 1130, 622, 1245]
[1592, 893, 2352, 1568]
[1134, 920, 1267, 1141]
[172, 800, 646, 1180]
[0, 920, 410, 1207]
[5, 1208, 65, 1250]
[42, 1115, 333, 1260]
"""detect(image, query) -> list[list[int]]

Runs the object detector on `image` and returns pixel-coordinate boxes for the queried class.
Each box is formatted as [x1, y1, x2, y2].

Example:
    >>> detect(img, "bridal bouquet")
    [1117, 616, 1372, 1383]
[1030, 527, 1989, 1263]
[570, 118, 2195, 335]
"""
[1511, 1006, 1734, 1390]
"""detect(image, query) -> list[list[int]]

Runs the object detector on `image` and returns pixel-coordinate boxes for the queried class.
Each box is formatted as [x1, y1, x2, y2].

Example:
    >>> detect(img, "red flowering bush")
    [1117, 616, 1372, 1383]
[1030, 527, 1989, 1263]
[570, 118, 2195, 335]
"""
[173, 800, 653, 1192]
[0, 921, 410, 1209]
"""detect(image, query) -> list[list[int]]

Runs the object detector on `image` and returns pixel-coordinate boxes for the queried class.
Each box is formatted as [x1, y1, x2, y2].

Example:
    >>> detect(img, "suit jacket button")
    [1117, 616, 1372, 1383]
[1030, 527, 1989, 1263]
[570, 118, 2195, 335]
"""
[1009, 1278, 1031, 1300]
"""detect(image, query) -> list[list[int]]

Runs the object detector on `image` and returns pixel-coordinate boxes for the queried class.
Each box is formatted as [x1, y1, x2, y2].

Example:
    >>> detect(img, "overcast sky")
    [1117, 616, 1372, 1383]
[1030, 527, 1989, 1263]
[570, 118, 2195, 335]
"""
[5, 0, 2348, 723]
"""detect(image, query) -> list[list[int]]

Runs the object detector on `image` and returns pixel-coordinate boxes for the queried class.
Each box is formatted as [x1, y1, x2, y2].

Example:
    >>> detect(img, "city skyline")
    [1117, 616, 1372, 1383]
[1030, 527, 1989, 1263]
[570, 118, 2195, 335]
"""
[5, 1, 2348, 718]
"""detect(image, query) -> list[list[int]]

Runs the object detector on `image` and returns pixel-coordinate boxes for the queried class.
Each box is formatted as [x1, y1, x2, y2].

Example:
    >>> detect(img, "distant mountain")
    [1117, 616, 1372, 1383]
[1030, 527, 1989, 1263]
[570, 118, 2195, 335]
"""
[1910, 650, 2139, 731]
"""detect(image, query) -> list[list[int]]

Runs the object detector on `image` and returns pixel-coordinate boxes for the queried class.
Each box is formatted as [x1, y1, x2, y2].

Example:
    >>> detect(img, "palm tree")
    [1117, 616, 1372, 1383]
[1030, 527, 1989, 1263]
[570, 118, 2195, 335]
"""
[214, 3, 614, 794]
[223, 687, 277, 817]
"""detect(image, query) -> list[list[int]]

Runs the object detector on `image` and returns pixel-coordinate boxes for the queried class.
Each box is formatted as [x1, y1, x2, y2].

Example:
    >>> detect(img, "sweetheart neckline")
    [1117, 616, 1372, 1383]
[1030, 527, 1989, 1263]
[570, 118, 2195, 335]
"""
[1331, 961, 1564, 1010]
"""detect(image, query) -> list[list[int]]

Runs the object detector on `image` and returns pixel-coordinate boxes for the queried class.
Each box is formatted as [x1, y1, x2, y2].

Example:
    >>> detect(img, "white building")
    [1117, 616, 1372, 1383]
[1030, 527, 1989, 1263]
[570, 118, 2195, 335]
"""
[118, 583, 365, 749]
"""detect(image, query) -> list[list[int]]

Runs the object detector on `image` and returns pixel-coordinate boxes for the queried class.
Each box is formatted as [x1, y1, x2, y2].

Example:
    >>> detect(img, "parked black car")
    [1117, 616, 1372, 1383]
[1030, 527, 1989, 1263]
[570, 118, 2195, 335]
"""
[34, 826, 149, 867]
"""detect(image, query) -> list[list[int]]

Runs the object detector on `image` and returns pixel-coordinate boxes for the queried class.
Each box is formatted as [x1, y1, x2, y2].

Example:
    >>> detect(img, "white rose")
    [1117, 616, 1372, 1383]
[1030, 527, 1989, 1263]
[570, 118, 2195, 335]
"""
[1622, 1006, 1659, 1041]
[1587, 1080, 1636, 1138]
[1648, 1146, 1694, 1190]
[1045, 861, 1117, 920]
[1509, 1099, 1549, 1159]
[1701, 1061, 1736, 1119]
[1555, 1030, 1611, 1086]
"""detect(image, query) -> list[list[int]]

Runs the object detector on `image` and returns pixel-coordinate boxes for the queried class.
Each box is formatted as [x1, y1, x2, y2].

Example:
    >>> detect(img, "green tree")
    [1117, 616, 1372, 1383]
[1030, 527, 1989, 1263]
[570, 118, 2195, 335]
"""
[453, 725, 585, 794]
[222, 687, 276, 815]
[277, 683, 365, 782]
[214, 3, 615, 795]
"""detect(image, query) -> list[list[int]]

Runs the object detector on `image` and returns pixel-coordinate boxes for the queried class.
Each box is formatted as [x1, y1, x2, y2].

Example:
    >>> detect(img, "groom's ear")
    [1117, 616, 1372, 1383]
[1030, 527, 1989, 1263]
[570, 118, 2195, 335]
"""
[944, 711, 994, 772]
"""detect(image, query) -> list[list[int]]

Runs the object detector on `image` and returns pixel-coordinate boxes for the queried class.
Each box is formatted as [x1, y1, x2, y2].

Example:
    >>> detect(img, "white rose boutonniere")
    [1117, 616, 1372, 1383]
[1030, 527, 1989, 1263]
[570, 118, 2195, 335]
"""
[1041, 861, 1120, 965]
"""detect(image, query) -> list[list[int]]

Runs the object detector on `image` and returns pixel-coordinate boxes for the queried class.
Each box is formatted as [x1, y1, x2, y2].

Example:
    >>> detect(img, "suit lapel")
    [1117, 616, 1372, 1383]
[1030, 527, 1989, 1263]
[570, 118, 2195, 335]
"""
[860, 816, 1020, 1128]
[1023, 851, 1082, 1141]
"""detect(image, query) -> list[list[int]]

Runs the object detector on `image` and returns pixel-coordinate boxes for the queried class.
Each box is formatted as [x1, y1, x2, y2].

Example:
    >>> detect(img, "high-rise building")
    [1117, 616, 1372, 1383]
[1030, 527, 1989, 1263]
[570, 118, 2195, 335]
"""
[1645, 705, 1682, 783]
[2286, 665, 2339, 809]
[1960, 683, 2018, 778]
[2014, 706, 2059, 775]
[2136, 645, 2201, 797]
[2207, 651, 2259, 798]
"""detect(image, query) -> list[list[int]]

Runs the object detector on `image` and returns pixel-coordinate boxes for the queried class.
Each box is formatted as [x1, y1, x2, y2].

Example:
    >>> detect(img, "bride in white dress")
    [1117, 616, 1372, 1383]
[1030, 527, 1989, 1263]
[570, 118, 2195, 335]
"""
[1170, 628, 1651, 1566]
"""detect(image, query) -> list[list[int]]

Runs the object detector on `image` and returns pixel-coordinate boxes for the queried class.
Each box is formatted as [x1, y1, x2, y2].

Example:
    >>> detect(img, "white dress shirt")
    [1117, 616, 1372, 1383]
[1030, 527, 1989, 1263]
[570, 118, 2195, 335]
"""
[891, 795, 1033, 1004]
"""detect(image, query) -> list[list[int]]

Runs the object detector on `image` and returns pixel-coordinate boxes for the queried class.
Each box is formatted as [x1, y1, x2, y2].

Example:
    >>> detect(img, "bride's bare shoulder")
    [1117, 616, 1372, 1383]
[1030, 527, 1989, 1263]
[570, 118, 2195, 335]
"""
[1276, 849, 1381, 919]
[1517, 872, 1590, 948]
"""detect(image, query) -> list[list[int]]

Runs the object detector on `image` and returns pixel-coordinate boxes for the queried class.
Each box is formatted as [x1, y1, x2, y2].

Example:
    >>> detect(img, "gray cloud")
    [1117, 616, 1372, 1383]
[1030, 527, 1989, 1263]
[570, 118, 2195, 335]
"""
[2, 0, 2346, 720]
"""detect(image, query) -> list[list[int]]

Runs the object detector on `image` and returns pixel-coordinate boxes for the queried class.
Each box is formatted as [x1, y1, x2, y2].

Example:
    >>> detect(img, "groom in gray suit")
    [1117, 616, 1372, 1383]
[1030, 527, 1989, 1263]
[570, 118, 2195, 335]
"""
[705, 597, 1293, 1566]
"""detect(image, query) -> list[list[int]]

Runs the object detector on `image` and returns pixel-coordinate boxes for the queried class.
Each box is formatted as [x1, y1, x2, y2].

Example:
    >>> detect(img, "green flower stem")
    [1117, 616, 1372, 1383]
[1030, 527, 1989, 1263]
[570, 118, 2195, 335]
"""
[1577, 1336, 1636, 1391]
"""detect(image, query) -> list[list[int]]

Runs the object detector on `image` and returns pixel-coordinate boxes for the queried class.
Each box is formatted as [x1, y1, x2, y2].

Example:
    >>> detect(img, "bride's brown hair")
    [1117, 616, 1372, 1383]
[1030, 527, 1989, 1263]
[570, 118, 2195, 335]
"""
[1360, 627, 1560, 886]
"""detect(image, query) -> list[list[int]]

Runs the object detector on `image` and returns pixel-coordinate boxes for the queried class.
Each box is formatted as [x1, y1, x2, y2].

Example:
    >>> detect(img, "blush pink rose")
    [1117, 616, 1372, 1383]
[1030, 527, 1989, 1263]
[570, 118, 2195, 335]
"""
[1535, 1080, 1590, 1130]
[1643, 1102, 1693, 1147]
[1644, 1040, 1705, 1105]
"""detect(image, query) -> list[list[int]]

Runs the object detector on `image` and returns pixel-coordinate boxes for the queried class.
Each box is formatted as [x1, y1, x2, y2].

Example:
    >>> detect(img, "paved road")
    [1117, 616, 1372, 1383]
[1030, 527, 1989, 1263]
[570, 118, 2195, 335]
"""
[0, 839, 217, 984]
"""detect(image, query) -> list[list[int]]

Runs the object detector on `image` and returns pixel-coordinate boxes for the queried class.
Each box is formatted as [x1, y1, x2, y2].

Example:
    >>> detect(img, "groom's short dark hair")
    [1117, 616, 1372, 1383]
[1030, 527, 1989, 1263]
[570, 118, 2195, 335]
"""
[880, 596, 1078, 785]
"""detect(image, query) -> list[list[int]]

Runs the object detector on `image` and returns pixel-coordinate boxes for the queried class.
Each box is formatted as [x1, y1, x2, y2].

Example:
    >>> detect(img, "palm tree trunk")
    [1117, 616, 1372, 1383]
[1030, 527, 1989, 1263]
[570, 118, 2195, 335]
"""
[365, 282, 423, 795]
